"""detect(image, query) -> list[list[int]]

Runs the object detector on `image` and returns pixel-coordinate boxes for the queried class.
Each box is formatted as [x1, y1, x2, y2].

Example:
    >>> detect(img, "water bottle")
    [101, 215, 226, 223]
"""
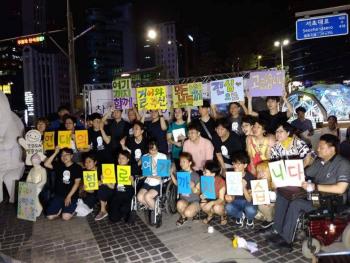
[306, 180, 313, 201]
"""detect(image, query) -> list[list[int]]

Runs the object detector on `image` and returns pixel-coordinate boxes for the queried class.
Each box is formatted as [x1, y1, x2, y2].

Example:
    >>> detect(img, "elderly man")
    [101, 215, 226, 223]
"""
[264, 134, 350, 251]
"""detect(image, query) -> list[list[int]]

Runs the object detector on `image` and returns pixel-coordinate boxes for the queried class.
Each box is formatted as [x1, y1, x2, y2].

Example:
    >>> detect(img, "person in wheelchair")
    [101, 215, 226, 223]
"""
[171, 152, 200, 226]
[137, 140, 167, 210]
[264, 134, 350, 251]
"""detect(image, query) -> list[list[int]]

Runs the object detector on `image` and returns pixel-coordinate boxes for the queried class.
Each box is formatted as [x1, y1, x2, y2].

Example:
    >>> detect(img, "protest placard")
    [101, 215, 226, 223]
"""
[268, 160, 287, 188]
[83, 170, 99, 191]
[102, 164, 116, 184]
[112, 78, 133, 110]
[285, 159, 305, 187]
[201, 176, 216, 199]
[75, 130, 89, 149]
[157, 159, 171, 177]
[43, 131, 55, 150]
[226, 172, 243, 196]
[172, 83, 203, 108]
[177, 172, 191, 195]
[58, 131, 71, 148]
[17, 182, 37, 221]
[136, 86, 167, 110]
[88, 89, 114, 115]
[172, 128, 186, 142]
[117, 165, 132, 185]
[247, 70, 285, 97]
[210, 77, 244, 104]
[251, 179, 270, 205]
[141, 155, 152, 176]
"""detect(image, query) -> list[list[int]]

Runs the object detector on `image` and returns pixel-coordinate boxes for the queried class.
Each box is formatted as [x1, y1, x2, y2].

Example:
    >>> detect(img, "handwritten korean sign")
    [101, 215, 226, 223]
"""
[43, 131, 55, 151]
[17, 182, 37, 221]
[83, 170, 99, 191]
[112, 78, 133, 110]
[201, 176, 216, 200]
[251, 179, 270, 205]
[226, 172, 243, 196]
[177, 172, 191, 195]
[172, 82, 203, 108]
[117, 165, 131, 185]
[156, 159, 171, 177]
[58, 131, 71, 148]
[136, 86, 167, 110]
[210, 77, 244, 105]
[268, 159, 305, 188]
[102, 164, 116, 184]
[247, 70, 285, 97]
[75, 130, 89, 149]
[141, 155, 152, 176]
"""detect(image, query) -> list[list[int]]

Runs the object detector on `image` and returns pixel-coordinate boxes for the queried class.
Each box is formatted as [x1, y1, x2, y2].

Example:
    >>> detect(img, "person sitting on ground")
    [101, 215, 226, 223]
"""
[321, 115, 339, 138]
[171, 152, 200, 226]
[225, 151, 256, 229]
[44, 147, 82, 221]
[200, 160, 226, 225]
[137, 141, 167, 210]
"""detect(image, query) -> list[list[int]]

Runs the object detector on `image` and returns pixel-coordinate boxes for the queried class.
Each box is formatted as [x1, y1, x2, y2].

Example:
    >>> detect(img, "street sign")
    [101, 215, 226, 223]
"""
[296, 13, 348, 40]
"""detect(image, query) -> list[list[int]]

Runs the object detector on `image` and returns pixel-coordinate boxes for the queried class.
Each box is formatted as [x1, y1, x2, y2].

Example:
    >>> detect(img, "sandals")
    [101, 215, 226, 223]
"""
[176, 217, 187, 226]
[202, 216, 214, 224]
[220, 216, 228, 226]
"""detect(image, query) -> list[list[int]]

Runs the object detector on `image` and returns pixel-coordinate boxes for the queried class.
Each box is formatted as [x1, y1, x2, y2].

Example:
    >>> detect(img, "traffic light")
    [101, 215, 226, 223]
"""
[17, 35, 45, 46]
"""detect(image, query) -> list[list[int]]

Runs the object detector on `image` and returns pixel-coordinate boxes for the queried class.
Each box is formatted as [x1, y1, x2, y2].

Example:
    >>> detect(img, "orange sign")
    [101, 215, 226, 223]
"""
[75, 130, 89, 149]
[43, 131, 55, 150]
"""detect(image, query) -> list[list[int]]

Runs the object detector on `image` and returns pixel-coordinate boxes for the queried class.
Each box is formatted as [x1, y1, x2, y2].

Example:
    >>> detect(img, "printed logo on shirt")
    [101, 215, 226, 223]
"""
[231, 122, 239, 132]
[129, 128, 134, 136]
[96, 136, 105, 151]
[221, 145, 230, 159]
[135, 149, 142, 161]
[63, 170, 71, 184]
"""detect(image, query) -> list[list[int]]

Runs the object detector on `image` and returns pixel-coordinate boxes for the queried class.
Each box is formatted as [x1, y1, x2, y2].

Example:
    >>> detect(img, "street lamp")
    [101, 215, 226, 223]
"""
[147, 29, 157, 40]
[257, 55, 262, 68]
[274, 39, 289, 70]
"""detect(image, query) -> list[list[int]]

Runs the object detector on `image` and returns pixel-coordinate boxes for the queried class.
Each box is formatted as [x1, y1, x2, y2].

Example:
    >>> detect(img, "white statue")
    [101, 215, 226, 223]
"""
[26, 154, 47, 217]
[18, 129, 46, 165]
[0, 91, 25, 203]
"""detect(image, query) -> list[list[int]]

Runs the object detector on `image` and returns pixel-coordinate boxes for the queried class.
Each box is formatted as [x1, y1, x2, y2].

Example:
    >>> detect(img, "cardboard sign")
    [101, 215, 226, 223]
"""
[157, 159, 171, 177]
[247, 70, 285, 97]
[172, 82, 203, 108]
[117, 165, 132, 185]
[43, 131, 55, 150]
[88, 89, 114, 115]
[172, 128, 186, 142]
[102, 164, 116, 184]
[83, 170, 99, 191]
[251, 179, 270, 205]
[58, 131, 72, 148]
[268, 160, 287, 188]
[136, 86, 167, 110]
[285, 159, 305, 187]
[21, 129, 45, 165]
[226, 172, 243, 196]
[17, 182, 37, 221]
[177, 172, 191, 195]
[112, 78, 133, 110]
[201, 176, 216, 200]
[75, 130, 89, 149]
[210, 77, 244, 104]
[141, 155, 152, 176]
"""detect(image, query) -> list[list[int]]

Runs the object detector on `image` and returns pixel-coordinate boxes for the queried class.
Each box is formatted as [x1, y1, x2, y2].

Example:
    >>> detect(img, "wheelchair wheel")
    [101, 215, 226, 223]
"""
[165, 180, 177, 214]
[342, 224, 350, 249]
[302, 238, 321, 259]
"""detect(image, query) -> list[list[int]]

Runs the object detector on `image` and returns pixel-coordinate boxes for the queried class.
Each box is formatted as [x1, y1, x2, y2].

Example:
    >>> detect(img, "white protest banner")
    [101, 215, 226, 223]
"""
[226, 172, 243, 196]
[251, 179, 270, 205]
[88, 89, 113, 115]
[210, 77, 244, 105]
[268, 160, 287, 188]
[284, 159, 305, 187]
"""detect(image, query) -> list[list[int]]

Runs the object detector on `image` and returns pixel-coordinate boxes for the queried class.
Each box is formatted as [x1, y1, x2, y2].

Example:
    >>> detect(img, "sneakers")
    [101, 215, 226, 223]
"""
[261, 220, 274, 229]
[246, 219, 254, 229]
[95, 211, 108, 221]
[234, 213, 245, 228]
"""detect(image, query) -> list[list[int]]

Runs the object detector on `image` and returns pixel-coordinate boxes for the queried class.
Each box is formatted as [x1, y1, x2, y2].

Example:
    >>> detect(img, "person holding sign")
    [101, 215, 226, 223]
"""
[200, 160, 226, 225]
[170, 152, 200, 226]
[81, 153, 100, 211]
[44, 147, 82, 221]
[227, 102, 248, 136]
[137, 141, 167, 210]
[225, 152, 256, 228]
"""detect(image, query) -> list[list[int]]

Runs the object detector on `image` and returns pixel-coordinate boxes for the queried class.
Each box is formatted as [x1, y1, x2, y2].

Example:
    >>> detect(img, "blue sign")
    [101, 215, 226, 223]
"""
[157, 159, 171, 177]
[201, 176, 216, 200]
[177, 172, 191, 195]
[296, 13, 348, 40]
[141, 155, 152, 176]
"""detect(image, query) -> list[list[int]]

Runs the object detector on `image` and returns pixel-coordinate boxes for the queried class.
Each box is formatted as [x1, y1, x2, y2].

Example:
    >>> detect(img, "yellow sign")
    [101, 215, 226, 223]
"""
[172, 83, 203, 108]
[0, 84, 11, 94]
[136, 86, 167, 110]
[117, 165, 131, 185]
[75, 130, 89, 149]
[43, 131, 55, 151]
[58, 131, 71, 148]
[102, 164, 116, 184]
[83, 170, 99, 191]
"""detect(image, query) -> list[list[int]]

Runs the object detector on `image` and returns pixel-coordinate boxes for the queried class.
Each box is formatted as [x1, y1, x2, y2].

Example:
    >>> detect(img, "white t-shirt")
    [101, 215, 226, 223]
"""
[144, 152, 167, 186]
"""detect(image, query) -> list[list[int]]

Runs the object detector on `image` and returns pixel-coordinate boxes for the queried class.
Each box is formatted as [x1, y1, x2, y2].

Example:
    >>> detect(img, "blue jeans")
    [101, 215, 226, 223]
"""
[226, 199, 257, 220]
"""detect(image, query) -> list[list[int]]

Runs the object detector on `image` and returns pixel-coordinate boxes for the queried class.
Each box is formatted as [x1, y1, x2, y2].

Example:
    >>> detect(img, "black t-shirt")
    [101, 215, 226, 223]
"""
[109, 119, 130, 154]
[145, 120, 168, 154]
[258, 110, 288, 134]
[213, 133, 244, 165]
[126, 136, 148, 175]
[53, 162, 82, 199]
[88, 128, 113, 163]
[236, 171, 255, 201]
[193, 117, 216, 140]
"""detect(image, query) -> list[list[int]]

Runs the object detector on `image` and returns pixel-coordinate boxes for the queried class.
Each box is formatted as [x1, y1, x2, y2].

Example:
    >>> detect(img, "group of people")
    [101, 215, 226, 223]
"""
[29, 94, 350, 252]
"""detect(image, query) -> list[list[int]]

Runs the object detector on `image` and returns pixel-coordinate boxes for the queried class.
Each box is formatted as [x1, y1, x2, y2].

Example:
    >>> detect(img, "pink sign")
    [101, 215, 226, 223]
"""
[247, 70, 285, 97]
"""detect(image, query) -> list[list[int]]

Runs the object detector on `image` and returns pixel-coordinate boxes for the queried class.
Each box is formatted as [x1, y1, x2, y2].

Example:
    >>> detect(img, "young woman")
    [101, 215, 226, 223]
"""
[227, 102, 248, 135]
[81, 153, 99, 211]
[35, 117, 49, 137]
[137, 141, 167, 209]
[171, 152, 200, 226]
[321, 115, 339, 138]
[200, 160, 226, 225]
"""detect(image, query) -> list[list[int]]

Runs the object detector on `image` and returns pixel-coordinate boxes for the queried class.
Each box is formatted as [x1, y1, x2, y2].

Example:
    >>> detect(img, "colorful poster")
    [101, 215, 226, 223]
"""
[83, 170, 99, 191]
[172, 82, 203, 108]
[117, 165, 132, 185]
[157, 159, 171, 177]
[251, 179, 270, 205]
[141, 155, 152, 176]
[201, 176, 216, 200]
[136, 86, 167, 110]
[43, 131, 55, 151]
[247, 70, 285, 97]
[226, 172, 243, 196]
[17, 182, 37, 221]
[58, 131, 71, 148]
[177, 172, 191, 195]
[75, 130, 89, 149]
[102, 164, 116, 184]
[268, 160, 287, 188]
[112, 78, 133, 110]
[284, 159, 305, 187]
[210, 77, 244, 105]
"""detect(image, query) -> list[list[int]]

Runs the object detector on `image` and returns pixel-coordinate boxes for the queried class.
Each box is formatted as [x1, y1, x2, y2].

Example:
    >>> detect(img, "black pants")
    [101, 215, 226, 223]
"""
[109, 187, 134, 222]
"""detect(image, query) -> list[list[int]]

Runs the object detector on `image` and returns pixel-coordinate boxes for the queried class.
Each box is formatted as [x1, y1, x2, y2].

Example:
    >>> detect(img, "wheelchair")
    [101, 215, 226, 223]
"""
[130, 175, 178, 227]
[292, 193, 350, 259]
